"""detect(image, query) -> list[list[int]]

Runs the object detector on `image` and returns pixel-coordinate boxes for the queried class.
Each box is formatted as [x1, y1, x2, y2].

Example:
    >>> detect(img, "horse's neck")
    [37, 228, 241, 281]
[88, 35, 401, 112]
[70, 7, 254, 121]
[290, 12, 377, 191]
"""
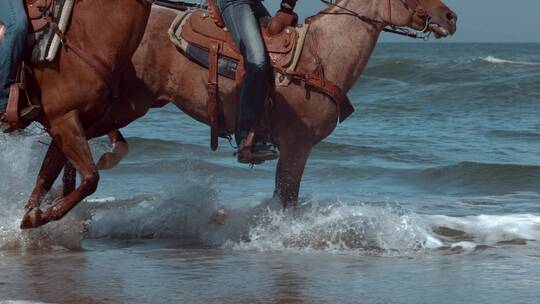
[303, 0, 384, 92]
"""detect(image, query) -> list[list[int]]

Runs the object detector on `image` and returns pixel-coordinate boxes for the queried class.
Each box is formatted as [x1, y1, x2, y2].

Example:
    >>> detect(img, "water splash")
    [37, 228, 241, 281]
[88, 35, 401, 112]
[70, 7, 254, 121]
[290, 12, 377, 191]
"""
[227, 203, 441, 256]
[0, 130, 83, 250]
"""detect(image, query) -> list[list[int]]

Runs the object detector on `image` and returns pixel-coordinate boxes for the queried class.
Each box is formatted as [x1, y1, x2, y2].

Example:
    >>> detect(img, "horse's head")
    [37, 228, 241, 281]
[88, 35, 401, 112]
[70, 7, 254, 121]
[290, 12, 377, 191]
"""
[383, 0, 457, 38]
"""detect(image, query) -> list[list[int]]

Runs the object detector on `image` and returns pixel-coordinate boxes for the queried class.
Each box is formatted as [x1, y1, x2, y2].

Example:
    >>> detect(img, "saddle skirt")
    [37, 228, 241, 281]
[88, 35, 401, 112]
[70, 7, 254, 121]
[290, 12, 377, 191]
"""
[168, 10, 310, 86]
[26, 0, 75, 63]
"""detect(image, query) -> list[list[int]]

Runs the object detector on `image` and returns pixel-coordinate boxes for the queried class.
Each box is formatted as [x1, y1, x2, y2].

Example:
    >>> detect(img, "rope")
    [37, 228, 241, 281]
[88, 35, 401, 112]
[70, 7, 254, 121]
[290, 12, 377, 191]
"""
[318, 0, 431, 40]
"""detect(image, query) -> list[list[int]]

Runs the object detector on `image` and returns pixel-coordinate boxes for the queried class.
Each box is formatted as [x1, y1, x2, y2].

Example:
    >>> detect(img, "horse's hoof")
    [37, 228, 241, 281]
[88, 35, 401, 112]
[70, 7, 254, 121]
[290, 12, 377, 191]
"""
[97, 141, 128, 170]
[209, 208, 229, 225]
[20, 208, 44, 229]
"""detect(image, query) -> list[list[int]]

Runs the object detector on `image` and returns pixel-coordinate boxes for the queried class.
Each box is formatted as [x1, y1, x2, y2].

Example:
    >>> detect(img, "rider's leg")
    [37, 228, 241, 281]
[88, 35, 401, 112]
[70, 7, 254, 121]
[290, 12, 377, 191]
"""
[0, 0, 28, 113]
[218, 0, 270, 145]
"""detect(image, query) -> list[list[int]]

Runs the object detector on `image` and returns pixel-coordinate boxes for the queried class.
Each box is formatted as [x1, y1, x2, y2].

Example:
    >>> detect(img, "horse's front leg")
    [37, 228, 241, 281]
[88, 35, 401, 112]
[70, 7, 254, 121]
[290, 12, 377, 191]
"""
[61, 130, 127, 199]
[273, 141, 313, 208]
[24, 142, 67, 211]
[21, 111, 100, 229]
[62, 162, 76, 197]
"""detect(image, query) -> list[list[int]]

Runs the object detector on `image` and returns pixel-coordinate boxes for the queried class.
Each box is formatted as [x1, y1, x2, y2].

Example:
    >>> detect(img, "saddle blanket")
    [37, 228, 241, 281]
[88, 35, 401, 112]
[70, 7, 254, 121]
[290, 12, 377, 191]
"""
[27, 0, 74, 63]
[168, 10, 310, 87]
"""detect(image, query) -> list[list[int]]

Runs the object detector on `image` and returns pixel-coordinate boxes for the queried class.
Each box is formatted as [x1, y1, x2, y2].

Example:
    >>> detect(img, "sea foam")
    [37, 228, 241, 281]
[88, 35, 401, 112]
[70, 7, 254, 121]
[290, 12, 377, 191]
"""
[481, 56, 539, 66]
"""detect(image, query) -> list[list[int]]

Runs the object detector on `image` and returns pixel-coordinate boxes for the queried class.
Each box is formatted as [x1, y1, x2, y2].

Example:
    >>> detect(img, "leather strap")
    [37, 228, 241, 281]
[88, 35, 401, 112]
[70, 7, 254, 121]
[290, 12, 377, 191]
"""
[207, 41, 221, 150]
[275, 67, 354, 123]
[304, 73, 354, 123]
[6, 84, 21, 125]
[6, 62, 27, 126]
[44, 15, 119, 97]
[207, 0, 225, 28]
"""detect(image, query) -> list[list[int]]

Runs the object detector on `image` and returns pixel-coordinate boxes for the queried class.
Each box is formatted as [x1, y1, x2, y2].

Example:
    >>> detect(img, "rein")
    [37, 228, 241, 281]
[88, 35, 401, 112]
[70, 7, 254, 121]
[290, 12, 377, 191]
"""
[319, 0, 431, 40]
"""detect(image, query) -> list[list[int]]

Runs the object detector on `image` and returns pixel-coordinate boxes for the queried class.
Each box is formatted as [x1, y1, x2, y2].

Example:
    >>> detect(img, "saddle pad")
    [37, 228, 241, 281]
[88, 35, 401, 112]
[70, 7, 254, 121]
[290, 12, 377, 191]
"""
[27, 0, 74, 63]
[168, 11, 310, 86]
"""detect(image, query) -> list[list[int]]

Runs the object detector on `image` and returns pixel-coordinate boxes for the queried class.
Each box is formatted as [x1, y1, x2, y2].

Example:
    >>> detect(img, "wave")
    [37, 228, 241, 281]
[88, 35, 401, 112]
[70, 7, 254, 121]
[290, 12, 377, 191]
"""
[426, 214, 540, 245]
[362, 54, 540, 87]
[312, 161, 540, 195]
[480, 56, 539, 66]
[229, 203, 540, 255]
[79, 192, 540, 256]
[417, 162, 540, 194]
[487, 129, 540, 141]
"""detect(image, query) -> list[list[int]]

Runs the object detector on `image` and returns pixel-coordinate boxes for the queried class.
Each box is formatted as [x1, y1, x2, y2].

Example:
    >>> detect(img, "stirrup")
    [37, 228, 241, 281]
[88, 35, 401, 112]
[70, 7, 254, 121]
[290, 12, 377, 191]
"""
[1, 105, 40, 133]
[235, 138, 279, 165]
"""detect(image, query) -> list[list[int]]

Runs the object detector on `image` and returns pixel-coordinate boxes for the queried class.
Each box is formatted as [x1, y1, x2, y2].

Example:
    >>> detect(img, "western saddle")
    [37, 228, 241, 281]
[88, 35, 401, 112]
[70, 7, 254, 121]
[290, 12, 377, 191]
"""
[1, 0, 56, 132]
[168, 0, 354, 155]
[2, 0, 109, 133]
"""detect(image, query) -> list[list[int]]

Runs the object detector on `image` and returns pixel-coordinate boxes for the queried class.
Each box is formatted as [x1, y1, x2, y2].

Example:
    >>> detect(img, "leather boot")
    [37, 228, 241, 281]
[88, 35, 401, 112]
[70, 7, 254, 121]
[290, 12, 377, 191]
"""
[236, 139, 279, 164]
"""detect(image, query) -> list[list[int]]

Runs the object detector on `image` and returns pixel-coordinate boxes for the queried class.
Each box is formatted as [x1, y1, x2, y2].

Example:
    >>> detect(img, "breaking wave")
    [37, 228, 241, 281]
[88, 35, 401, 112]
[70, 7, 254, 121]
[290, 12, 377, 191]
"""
[226, 203, 540, 256]
[480, 56, 539, 66]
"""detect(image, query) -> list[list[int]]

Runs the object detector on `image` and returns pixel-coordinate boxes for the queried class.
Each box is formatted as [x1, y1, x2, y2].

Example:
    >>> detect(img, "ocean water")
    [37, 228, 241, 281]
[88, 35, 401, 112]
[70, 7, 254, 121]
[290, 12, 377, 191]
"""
[1, 43, 540, 303]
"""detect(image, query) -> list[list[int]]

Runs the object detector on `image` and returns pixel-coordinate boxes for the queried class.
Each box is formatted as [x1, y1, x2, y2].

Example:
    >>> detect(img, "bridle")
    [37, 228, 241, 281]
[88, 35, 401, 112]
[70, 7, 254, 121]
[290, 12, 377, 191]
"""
[319, 0, 432, 40]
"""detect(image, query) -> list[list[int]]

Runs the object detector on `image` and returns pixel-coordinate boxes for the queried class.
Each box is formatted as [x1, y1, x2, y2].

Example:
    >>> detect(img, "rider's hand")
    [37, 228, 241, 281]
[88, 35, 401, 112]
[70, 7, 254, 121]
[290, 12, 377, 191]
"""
[267, 9, 298, 36]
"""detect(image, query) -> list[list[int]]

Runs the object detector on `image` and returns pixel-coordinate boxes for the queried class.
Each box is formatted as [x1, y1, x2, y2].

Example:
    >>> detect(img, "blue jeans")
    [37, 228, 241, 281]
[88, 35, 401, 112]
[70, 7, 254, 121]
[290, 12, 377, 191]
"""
[217, 0, 270, 144]
[0, 0, 27, 112]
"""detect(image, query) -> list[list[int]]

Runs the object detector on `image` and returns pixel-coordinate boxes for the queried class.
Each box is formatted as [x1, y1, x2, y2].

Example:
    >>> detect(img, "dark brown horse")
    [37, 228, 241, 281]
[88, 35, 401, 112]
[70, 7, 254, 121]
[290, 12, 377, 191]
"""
[28, 0, 457, 228]
[18, 0, 152, 229]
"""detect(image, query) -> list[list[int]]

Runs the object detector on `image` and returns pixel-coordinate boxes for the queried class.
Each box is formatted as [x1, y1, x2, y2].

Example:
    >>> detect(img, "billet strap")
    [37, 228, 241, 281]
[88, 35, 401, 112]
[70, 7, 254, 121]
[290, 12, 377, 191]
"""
[275, 67, 354, 123]
[6, 62, 26, 126]
[207, 41, 221, 151]
[6, 84, 21, 125]
[44, 15, 119, 97]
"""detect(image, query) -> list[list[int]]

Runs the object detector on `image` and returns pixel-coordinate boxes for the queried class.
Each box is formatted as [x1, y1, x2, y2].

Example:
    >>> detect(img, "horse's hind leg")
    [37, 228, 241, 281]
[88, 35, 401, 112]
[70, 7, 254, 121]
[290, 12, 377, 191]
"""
[24, 142, 67, 211]
[96, 130, 129, 170]
[21, 111, 99, 229]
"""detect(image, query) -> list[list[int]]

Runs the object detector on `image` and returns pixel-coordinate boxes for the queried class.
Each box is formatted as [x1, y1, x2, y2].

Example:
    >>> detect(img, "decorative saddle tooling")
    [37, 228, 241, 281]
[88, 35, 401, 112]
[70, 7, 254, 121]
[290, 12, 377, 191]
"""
[168, 4, 355, 152]
[2, 0, 78, 133]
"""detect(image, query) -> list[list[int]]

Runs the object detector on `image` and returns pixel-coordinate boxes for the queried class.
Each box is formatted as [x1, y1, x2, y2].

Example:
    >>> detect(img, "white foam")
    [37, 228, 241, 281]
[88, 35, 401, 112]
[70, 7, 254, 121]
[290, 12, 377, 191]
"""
[482, 56, 539, 66]
[224, 202, 540, 255]
[227, 203, 440, 256]
[426, 214, 540, 244]
[87, 196, 117, 203]
[79, 191, 540, 256]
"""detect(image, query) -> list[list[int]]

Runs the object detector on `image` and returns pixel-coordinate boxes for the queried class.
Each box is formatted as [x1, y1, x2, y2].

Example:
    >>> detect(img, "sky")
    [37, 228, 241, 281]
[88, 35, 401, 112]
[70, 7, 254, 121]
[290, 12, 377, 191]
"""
[259, 0, 540, 43]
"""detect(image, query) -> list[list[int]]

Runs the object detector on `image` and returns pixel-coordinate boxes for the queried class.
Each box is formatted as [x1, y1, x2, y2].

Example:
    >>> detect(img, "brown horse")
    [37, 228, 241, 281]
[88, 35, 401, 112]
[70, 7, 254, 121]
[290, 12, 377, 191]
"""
[18, 0, 152, 229]
[34, 0, 457, 228]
